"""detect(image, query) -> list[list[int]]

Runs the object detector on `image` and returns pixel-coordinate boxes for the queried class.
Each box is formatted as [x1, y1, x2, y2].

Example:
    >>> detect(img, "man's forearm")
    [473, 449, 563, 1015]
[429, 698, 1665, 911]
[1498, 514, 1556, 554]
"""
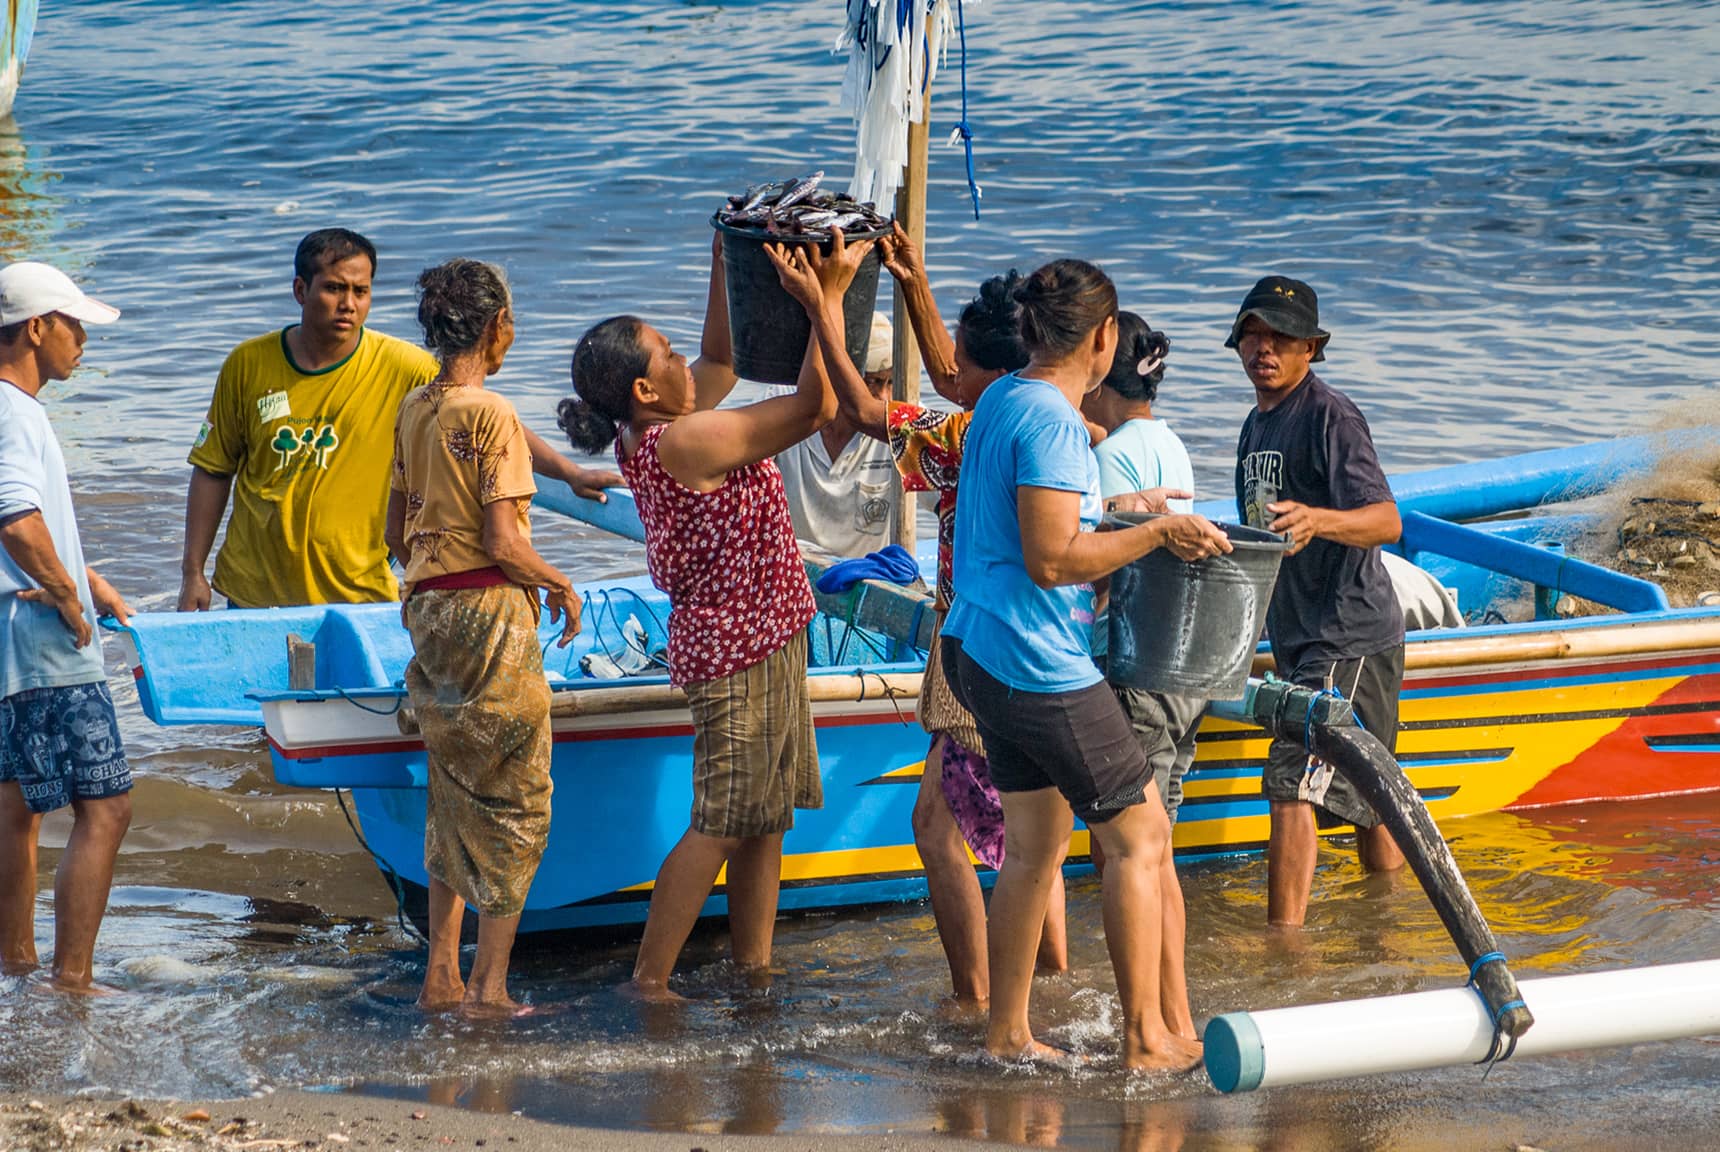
[182, 467, 233, 576]
[0, 511, 79, 597]
[1316, 501, 1401, 548]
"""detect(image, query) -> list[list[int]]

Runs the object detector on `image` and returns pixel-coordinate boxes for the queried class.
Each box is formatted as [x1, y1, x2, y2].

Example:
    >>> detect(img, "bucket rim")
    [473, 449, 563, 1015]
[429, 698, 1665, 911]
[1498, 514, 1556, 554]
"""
[1103, 511, 1291, 552]
[710, 210, 895, 245]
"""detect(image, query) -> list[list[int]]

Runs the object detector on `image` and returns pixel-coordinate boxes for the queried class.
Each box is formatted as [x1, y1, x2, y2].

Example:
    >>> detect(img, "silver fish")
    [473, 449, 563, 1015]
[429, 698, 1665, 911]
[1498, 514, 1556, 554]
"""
[775, 170, 825, 212]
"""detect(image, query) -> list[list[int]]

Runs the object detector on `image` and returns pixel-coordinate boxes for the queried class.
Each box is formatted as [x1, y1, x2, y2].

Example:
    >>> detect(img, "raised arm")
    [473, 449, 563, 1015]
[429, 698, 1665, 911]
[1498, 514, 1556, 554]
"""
[879, 221, 959, 404]
[690, 232, 740, 411]
[656, 233, 872, 492]
[1017, 486, 1230, 589]
[178, 466, 233, 611]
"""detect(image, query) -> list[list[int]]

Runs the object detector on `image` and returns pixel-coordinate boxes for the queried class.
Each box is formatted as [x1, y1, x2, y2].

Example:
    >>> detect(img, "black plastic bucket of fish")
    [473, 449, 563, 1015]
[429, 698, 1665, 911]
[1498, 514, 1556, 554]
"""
[713, 214, 892, 385]
[1105, 513, 1291, 700]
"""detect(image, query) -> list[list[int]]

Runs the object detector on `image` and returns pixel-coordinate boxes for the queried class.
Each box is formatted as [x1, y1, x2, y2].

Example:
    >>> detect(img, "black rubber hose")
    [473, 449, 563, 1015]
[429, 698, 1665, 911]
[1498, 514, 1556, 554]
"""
[1314, 722, 1536, 1040]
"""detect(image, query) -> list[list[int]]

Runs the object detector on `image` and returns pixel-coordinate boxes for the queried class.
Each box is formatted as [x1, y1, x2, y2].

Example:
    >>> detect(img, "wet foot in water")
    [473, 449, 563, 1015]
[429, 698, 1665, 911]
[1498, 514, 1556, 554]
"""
[621, 978, 687, 1004]
[935, 994, 989, 1023]
[984, 1039, 1084, 1070]
[29, 972, 122, 997]
[417, 977, 466, 1012]
[457, 996, 538, 1020]
[1123, 1033, 1203, 1073]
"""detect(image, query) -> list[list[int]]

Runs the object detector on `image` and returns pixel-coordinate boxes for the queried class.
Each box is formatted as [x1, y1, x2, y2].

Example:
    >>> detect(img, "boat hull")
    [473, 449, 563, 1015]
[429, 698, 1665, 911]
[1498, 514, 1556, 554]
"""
[263, 612, 1720, 933]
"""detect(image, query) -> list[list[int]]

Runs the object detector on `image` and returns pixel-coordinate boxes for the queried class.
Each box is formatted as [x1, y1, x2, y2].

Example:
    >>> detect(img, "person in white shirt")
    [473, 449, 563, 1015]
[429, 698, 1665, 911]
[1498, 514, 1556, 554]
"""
[0, 262, 133, 994]
[775, 312, 901, 557]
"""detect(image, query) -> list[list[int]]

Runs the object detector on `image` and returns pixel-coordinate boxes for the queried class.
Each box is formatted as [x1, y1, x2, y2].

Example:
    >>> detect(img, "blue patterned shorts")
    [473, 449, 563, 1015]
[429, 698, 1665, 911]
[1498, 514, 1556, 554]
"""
[0, 682, 132, 814]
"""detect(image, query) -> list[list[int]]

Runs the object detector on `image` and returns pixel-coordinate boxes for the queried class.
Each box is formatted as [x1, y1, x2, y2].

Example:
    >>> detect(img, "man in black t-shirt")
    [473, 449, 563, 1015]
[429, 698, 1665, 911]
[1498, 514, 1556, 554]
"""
[1228, 275, 1406, 928]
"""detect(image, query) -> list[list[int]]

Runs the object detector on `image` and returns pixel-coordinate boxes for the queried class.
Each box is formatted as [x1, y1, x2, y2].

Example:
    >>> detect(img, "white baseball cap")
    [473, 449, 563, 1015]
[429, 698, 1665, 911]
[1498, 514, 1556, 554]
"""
[0, 261, 120, 326]
[864, 311, 893, 374]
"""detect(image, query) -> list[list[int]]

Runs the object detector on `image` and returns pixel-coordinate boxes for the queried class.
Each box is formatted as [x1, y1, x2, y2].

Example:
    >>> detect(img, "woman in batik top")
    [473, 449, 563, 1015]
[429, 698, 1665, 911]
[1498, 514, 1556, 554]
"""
[385, 258, 580, 1016]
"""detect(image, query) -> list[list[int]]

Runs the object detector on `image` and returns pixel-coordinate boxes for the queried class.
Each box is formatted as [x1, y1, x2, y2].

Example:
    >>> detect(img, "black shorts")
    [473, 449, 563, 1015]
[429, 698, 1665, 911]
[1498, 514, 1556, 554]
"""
[941, 637, 1152, 826]
[1262, 646, 1404, 829]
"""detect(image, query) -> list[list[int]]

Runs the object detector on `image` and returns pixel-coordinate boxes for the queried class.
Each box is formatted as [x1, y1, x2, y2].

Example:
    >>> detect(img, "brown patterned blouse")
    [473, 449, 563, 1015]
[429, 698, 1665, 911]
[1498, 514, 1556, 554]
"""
[391, 382, 536, 593]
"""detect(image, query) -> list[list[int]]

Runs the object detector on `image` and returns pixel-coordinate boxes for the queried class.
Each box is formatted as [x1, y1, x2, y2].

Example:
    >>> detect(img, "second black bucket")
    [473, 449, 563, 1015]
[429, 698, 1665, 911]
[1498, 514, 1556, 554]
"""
[714, 213, 890, 385]
[1106, 513, 1291, 700]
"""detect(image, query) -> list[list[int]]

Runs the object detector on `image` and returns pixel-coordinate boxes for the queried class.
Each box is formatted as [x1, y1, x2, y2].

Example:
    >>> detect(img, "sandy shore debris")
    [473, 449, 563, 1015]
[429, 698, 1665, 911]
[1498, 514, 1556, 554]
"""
[0, 1091, 1003, 1152]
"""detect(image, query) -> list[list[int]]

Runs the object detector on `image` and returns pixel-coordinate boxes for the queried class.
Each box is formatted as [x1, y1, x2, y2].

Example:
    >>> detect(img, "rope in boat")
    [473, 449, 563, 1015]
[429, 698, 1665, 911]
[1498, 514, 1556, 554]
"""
[334, 788, 425, 945]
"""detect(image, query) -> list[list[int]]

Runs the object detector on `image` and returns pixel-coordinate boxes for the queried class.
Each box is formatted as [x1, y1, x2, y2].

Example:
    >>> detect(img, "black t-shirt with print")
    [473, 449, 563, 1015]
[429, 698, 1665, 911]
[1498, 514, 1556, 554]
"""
[1234, 372, 1404, 672]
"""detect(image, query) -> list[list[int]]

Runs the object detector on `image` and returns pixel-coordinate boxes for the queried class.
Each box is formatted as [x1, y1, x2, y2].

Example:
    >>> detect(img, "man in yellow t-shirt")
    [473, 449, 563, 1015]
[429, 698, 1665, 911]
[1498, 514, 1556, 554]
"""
[178, 229, 619, 609]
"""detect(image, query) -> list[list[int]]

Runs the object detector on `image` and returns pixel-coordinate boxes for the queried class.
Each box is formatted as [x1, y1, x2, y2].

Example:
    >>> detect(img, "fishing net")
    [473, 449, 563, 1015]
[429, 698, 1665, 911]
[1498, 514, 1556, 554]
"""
[1572, 443, 1720, 610]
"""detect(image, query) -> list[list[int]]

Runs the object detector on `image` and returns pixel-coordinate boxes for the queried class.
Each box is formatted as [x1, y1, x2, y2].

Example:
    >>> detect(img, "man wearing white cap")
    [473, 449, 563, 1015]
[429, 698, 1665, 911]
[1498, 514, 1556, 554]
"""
[773, 311, 902, 557]
[0, 261, 134, 993]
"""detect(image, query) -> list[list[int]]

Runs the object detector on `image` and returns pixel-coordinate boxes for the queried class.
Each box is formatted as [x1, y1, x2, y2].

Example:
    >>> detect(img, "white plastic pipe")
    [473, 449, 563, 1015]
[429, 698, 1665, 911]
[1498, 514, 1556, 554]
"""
[1204, 959, 1720, 1093]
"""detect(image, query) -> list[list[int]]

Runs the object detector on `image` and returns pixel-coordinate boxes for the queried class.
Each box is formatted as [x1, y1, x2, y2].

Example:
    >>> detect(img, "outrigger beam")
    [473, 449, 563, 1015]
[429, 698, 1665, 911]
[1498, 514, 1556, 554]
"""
[1205, 958, 1720, 1092]
[1206, 678, 1536, 1063]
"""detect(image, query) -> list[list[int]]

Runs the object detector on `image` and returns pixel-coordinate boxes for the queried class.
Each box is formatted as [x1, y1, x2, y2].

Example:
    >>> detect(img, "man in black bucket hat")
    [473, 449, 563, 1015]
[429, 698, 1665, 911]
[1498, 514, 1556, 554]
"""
[1229, 274, 1406, 928]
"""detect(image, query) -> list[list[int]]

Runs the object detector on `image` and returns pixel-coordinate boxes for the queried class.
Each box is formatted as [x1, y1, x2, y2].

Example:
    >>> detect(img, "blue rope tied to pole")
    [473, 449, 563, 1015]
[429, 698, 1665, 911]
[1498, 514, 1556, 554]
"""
[1467, 950, 1506, 986]
[1466, 950, 1524, 1073]
[951, 0, 981, 218]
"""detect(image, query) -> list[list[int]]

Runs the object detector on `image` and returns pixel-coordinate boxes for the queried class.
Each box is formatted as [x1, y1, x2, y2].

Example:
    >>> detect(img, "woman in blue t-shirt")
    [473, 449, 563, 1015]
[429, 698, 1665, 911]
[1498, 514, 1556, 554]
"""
[941, 260, 1231, 1072]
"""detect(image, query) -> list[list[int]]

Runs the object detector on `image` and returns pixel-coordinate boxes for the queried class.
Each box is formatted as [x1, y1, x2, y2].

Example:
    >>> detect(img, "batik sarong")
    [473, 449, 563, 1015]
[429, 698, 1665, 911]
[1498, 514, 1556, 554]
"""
[403, 584, 552, 917]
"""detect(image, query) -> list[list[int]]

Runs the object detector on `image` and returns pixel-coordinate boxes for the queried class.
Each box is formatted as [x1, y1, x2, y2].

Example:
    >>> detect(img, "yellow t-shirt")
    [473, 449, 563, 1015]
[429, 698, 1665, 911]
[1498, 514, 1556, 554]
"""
[188, 327, 439, 606]
[391, 383, 536, 592]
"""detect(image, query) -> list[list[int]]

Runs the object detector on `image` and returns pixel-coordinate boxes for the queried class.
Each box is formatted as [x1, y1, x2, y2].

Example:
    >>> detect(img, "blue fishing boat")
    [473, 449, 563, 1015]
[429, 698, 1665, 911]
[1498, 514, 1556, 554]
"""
[0, 0, 38, 117]
[113, 435, 1720, 934]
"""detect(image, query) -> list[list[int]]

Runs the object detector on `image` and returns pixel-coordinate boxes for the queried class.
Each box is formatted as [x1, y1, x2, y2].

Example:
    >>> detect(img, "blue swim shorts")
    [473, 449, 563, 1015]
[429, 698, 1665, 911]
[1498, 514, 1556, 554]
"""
[0, 681, 132, 814]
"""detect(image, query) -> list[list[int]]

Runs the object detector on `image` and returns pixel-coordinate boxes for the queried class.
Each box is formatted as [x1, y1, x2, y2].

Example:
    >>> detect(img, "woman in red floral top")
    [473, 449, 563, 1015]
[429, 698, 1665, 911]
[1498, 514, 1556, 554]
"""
[557, 232, 873, 1000]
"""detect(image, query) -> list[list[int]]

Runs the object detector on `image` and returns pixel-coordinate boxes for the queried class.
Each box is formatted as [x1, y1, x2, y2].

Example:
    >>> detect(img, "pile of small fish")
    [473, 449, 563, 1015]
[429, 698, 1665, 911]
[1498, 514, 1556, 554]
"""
[716, 171, 892, 240]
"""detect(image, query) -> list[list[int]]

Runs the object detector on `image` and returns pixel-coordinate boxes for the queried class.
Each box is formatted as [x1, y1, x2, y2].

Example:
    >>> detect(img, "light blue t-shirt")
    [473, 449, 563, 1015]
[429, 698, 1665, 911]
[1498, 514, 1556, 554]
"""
[943, 373, 1104, 693]
[0, 382, 105, 698]
[1095, 417, 1194, 512]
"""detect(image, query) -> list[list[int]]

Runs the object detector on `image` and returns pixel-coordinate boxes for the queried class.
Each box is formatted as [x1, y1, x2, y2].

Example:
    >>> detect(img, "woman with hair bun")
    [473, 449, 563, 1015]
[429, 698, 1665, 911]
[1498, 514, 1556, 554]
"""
[557, 232, 871, 1000]
[941, 258, 1231, 1071]
[385, 258, 581, 1016]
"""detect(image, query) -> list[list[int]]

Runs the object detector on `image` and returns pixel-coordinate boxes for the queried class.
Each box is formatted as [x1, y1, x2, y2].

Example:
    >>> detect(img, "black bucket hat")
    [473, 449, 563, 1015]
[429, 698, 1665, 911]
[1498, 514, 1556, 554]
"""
[1224, 275, 1330, 361]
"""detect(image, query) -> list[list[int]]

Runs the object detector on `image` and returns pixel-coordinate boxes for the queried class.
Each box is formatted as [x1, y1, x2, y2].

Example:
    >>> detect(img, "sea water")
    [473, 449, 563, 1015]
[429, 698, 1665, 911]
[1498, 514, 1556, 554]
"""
[3, 1, 1717, 1147]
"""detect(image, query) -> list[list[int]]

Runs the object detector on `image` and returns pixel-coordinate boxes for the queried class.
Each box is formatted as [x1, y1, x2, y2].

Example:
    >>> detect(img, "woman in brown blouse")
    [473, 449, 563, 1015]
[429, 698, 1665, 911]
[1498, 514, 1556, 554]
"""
[385, 258, 580, 1016]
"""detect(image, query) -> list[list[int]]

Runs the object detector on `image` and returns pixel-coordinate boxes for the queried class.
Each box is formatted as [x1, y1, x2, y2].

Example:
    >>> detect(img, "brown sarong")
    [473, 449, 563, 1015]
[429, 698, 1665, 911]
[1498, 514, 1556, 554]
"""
[683, 629, 821, 839]
[403, 584, 552, 917]
[918, 610, 985, 756]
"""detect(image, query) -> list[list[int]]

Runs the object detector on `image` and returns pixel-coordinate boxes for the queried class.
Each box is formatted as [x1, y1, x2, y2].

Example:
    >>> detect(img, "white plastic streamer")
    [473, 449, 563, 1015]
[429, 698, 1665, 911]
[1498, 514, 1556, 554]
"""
[836, 0, 977, 209]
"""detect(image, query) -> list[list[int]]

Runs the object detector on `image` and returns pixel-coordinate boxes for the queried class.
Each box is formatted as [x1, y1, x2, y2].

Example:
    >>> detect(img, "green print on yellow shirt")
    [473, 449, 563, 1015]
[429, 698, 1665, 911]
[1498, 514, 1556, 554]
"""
[188, 327, 438, 607]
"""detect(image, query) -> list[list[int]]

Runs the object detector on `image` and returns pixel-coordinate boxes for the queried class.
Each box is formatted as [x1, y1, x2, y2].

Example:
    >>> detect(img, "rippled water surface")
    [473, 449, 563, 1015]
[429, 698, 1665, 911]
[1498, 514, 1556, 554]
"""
[5, 0, 1720, 1147]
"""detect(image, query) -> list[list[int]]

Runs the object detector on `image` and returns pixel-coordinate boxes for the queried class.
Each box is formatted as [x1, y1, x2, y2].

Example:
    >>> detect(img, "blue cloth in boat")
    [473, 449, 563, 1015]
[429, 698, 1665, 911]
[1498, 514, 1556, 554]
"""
[943, 373, 1104, 694]
[0, 382, 106, 699]
[813, 544, 920, 594]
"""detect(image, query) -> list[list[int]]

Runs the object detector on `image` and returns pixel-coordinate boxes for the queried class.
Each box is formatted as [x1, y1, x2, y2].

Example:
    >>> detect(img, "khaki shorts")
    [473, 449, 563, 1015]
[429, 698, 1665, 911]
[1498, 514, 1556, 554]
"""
[685, 629, 822, 839]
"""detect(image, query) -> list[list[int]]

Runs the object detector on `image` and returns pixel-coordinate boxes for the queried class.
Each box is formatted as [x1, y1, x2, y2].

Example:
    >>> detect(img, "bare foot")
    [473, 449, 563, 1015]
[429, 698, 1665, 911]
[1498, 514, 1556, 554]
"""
[416, 980, 465, 1013]
[30, 973, 121, 997]
[457, 996, 535, 1020]
[984, 1039, 1083, 1069]
[1123, 1033, 1203, 1073]
[2, 956, 39, 977]
[620, 977, 686, 1004]
[935, 994, 989, 1022]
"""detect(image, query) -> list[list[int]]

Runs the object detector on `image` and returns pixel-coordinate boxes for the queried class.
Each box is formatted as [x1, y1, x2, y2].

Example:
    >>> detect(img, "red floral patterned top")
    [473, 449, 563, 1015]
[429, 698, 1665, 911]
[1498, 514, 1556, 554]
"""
[620, 422, 816, 686]
[886, 401, 973, 610]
